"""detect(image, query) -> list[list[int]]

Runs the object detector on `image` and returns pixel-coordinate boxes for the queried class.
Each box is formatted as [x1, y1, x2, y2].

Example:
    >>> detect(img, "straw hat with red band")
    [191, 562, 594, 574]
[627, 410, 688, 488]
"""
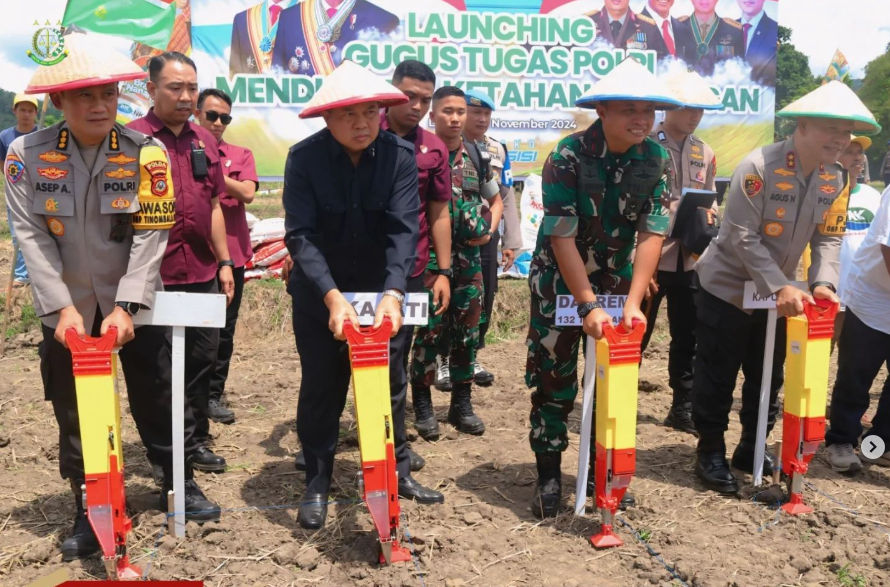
[25, 33, 146, 95]
[299, 60, 408, 119]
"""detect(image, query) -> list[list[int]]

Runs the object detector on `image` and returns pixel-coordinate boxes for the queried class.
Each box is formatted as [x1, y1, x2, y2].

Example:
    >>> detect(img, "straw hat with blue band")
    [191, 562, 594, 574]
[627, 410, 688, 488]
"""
[575, 58, 683, 110]
[777, 80, 881, 135]
[299, 60, 408, 119]
[662, 69, 724, 111]
[465, 89, 496, 111]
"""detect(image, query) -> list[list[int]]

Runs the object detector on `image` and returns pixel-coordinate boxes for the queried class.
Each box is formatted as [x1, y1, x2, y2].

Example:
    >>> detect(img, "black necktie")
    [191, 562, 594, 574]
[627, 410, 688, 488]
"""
[610, 20, 622, 40]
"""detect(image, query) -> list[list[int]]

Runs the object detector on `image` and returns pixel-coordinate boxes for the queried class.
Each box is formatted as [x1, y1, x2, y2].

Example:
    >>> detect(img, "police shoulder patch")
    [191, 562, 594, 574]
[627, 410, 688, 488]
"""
[134, 144, 176, 231]
[5, 155, 24, 184]
[743, 174, 763, 197]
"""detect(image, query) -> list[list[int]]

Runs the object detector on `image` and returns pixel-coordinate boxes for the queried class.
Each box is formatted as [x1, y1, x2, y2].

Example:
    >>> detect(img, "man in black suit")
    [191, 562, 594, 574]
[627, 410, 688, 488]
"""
[737, 0, 778, 86]
[639, 0, 685, 60]
[589, 0, 667, 57]
[674, 0, 744, 76]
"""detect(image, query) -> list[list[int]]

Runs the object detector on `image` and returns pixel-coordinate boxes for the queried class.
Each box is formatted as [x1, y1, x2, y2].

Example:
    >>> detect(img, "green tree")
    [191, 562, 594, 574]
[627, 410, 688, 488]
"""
[857, 44, 890, 177]
[775, 26, 820, 139]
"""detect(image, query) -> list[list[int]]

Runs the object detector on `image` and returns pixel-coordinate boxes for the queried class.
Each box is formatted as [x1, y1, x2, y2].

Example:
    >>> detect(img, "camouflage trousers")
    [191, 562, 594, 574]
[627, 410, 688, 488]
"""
[525, 263, 631, 454]
[411, 246, 483, 387]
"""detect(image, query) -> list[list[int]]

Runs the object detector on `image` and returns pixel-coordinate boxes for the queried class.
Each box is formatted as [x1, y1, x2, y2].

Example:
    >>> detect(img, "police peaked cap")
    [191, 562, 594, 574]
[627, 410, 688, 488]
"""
[299, 60, 408, 119]
[465, 89, 495, 111]
[575, 58, 683, 110]
[26, 33, 146, 94]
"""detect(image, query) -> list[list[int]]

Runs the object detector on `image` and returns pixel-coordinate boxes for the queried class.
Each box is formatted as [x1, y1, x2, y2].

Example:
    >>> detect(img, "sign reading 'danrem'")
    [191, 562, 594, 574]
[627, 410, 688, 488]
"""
[555, 295, 627, 327]
[343, 293, 429, 326]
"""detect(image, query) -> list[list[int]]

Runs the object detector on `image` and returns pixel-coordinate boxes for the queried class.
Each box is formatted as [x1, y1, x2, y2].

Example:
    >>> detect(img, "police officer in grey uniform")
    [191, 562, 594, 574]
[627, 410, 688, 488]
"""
[5, 33, 219, 561]
[691, 81, 880, 493]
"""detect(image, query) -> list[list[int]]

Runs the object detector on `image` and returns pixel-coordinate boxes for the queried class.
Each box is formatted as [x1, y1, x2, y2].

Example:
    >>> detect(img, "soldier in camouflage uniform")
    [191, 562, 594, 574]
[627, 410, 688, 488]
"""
[525, 59, 682, 518]
[411, 86, 503, 437]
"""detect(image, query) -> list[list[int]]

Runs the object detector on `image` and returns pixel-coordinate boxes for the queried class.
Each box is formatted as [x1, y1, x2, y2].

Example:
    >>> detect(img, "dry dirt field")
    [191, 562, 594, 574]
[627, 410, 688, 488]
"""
[1, 236, 889, 587]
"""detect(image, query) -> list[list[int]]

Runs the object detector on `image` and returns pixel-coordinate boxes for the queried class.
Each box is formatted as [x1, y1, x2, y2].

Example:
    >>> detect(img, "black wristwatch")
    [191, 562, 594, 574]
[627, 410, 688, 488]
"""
[577, 300, 602, 319]
[218, 259, 235, 270]
[434, 267, 454, 278]
[810, 281, 836, 293]
[115, 301, 140, 316]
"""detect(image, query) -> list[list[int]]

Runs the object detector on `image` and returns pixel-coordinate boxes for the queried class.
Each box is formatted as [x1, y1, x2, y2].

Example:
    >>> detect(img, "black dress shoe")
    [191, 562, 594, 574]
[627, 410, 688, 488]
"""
[408, 448, 425, 472]
[731, 439, 775, 476]
[208, 399, 235, 424]
[297, 492, 329, 529]
[664, 404, 698, 437]
[398, 476, 445, 504]
[695, 451, 740, 494]
[191, 446, 227, 473]
[159, 478, 222, 522]
[585, 474, 635, 510]
[294, 450, 306, 471]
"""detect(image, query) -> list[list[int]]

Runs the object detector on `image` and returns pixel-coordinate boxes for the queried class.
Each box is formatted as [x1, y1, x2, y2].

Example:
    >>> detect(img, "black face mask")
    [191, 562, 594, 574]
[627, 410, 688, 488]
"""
[204, 110, 233, 125]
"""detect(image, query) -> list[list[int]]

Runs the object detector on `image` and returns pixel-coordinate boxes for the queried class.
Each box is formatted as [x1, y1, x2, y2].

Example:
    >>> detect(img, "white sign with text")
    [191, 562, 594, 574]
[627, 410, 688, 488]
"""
[343, 292, 429, 326]
[555, 295, 627, 327]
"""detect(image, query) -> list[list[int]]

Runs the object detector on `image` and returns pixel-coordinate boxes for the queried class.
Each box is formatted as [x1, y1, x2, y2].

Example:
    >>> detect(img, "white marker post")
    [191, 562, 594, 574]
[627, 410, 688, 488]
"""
[742, 281, 804, 486]
[554, 295, 626, 515]
[133, 291, 226, 537]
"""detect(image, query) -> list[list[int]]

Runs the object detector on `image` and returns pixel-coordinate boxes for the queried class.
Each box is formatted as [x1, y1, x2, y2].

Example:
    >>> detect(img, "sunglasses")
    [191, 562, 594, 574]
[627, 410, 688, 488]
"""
[205, 110, 233, 125]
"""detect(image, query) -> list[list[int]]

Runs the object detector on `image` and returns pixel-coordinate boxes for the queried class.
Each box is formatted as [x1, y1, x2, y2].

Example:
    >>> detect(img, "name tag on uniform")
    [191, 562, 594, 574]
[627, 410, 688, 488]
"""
[343, 292, 429, 326]
[555, 295, 626, 327]
[742, 281, 807, 309]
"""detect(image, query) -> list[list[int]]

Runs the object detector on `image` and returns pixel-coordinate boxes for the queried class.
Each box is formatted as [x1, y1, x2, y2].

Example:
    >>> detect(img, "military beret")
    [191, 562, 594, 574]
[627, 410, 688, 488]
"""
[464, 89, 495, 111]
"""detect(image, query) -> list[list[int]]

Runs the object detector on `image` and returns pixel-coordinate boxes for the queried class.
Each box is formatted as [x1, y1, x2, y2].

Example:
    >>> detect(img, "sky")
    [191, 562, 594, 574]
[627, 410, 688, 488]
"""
[1, 0, 888, 92]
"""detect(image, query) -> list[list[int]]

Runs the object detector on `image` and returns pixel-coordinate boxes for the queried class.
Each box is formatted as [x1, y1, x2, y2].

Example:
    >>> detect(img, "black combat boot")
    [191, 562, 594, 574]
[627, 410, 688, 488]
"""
[531, 452, 562, 518]
[664, 402, 698, 436]
[208, 399, 235, 424]
[695, 434, 739, 494]
[61, 479, 100, 561]
[412, 385, 440, 441]
[447, 382, 485, 435]
[731, 436, 775, 477]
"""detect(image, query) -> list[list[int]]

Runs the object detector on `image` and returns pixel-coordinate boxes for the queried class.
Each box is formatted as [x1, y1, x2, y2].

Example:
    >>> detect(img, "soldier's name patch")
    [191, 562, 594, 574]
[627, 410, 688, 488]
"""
[769, 193, 796, 203]
[38, 150, 68, 163]
[37, 166, 69, 180]
[107, 153, 137, 165]
[105, 167, 136, 179]
[44, 197, 60, 213]
[111, 197, 131, 209]
[6, 155, 24, 184]
[775, 182, 794, 192]
[764, 222, 784, 237]
[819, 185, 837, 195]
[774, 168, 795, 177]
[35, 181, 71, 193]
[743, 174, 763, 197]
[46, 217, 64, 236]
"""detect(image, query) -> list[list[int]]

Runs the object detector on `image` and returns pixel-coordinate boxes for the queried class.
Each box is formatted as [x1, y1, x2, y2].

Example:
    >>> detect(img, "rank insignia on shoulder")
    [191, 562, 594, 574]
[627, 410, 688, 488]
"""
[107, 153, 137, 165]
[39, 150, 69, 163]
[57, 129, 69, 150]
[6, 155, 24, 184]
[46, 217, 64, 236]
[111, 197, 131, 209]
[45, 197, 60, 213]
[109, 129, 120, 151]
[743, 174, 763, 197]
[37, 166, 69, 180]
[786, 152, 796, 169]
[774, 168, 795, 177]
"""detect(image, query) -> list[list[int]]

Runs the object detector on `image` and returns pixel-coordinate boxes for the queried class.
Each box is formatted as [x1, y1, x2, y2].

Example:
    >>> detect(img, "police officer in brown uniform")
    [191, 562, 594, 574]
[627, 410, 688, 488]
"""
[641, 70, 720, 435]
[691, 82, 880, 493]
[5, 33, 219, 562]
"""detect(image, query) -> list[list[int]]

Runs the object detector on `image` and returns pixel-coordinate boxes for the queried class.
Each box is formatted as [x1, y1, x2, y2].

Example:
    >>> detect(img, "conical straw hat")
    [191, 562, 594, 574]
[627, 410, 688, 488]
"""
[663, 69, 723, 110]
[300, 60, 408, 119]
[26, 33, 145, 95]
[777, 81, 881, 135]
[576, 58, 682, 110]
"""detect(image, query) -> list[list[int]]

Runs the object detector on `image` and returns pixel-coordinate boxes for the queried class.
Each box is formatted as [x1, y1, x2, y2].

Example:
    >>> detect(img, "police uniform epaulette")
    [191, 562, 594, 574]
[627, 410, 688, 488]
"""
[722, 17, 743, 29]
[20, 121, 66, 149]
[636, 13, 656, 25]
[677, 15, 689, 22]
